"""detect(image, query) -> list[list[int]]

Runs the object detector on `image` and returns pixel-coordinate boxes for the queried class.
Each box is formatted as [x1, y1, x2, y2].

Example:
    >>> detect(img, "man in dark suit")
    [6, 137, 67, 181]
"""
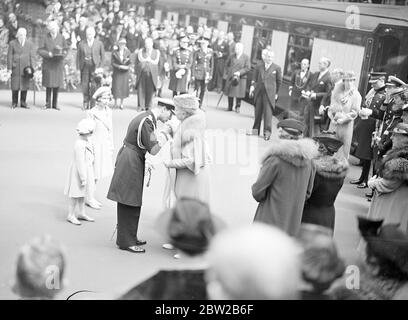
[7, 27, 34, 109]
[210, 31, 228, 92]
[37, 21, 68, 110]
[223, 42, 250, 113]
[76, 26, 105, 110]
[248, 50, 282, 140]
[289, 58, 311, 117]
[303, 57, 332, 138]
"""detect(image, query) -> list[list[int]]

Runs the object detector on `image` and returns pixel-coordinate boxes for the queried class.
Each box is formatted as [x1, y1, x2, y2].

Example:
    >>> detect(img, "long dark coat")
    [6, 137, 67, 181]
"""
[111, 48, 131, 99]
[302, 156, 348, 230]
[223, 53, 250, 98]
[37, 33, 67, 88]
[353, 86, 386, 160]
[252, 138, 318, 237]
[168, 47, 193, 93]
[107, 111, 158, 207]
[252, 61, 282, 109]
[135, 48, 159, 89]
[7, 39, 34, 91]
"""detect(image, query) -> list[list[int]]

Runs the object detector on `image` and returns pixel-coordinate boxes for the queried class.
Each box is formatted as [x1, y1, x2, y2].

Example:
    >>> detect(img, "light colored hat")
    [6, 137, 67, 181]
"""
[76, 118, 96, 135]
[387, 75, 406, 88]
[118, 37, 127, 44]
[173, 94, 199, 111]
[342, 71, 356, 81]
[92, 86, 111, 100]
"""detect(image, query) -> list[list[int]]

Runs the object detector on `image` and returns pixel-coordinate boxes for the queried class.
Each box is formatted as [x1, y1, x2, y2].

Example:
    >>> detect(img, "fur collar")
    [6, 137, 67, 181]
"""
[313, 156, 349, 179]
[380, 147, 408, 181]
[177, 109, 206, 143]
[261, 138, 319, 167]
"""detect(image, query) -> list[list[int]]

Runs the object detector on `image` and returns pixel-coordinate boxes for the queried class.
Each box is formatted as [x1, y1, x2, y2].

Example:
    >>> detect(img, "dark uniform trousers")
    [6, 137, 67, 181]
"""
[116, 203, 141, 248]
[252, 83, 272, 135]
[195, 80, 206, 107]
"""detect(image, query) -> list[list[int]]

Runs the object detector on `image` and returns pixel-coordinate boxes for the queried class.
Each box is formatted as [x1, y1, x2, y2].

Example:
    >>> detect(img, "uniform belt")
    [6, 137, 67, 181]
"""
[123, 141, 138, 151]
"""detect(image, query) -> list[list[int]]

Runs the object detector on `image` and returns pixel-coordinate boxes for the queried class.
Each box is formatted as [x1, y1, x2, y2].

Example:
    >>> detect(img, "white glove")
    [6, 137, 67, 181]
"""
[319, 105, 325, 115]
[367, 175, 378, 189]
[359, 108, 373, 118]
[249, 85, 254, 98]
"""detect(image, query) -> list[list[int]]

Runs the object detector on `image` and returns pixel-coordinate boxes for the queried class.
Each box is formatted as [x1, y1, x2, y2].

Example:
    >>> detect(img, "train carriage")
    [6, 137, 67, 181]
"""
[128, 0, 408, 111]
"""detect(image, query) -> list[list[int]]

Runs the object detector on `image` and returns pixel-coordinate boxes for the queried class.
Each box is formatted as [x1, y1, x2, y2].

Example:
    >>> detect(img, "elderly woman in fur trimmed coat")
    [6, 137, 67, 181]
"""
[252, 119, 318, 237]
[327, 71, 362, 160]
[366, 123, 408, 233]
[164, 94, 211, 203]
[302, 133, 349, 231]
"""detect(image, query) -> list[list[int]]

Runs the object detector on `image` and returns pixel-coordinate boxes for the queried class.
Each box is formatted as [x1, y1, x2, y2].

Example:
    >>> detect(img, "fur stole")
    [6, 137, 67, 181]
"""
[172, 109, 206, 158]
[261, 138, 319, 167]
[313, 155, 349, 179]
[379, 147, 408, 182]
[330, 82, 361, 114]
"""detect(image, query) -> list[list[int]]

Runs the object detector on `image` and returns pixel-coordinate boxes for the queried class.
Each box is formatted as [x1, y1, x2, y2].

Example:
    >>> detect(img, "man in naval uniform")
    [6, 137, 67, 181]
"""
[168, 32, 192, 97]
[107, 99, 175, 253]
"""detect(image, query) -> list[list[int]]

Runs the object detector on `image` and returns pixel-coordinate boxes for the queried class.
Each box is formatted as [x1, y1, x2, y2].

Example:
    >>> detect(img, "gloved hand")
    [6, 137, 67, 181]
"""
[367, 175, 378, 189]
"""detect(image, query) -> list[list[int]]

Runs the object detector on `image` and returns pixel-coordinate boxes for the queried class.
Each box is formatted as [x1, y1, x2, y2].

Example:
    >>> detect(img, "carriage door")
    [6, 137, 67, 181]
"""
[374, 33, 402, 78]
[241, 25, 255, 61]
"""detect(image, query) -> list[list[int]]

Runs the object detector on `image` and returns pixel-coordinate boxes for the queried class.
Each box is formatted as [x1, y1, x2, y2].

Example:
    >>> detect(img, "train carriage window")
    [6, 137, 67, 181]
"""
[283, 34, 312, 81]
[251, 28, 272, 64]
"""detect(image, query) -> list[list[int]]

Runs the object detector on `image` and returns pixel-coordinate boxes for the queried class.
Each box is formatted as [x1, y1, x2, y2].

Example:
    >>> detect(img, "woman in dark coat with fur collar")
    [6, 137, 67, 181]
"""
[302, 133, 349, 230]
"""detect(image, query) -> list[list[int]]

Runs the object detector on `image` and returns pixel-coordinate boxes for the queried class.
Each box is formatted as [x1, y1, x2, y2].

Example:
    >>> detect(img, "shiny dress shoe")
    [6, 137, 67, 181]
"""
[20, 103, 29, 109]
[53, 106, 61, 111]
[77, 214, 95, 222]
[365, 191, 374, 198]
[67, 216, 82, 225]
[119, 104, 123, 110]
[235, 107, 240, 113]
[43, 104, 51, 110]
[162, 243, 175, 250]
[264, 135, 271, 141]
[356, 182, 368, 189]
[119, 246, 145, 253]
[350, 179, 363, 185]
[11, 104, 17, 109]
[136, 240, 147, 246]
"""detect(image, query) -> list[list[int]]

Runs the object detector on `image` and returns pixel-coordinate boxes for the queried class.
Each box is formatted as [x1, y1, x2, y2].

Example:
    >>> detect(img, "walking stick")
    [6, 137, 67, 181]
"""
[33, 75, 36, 106]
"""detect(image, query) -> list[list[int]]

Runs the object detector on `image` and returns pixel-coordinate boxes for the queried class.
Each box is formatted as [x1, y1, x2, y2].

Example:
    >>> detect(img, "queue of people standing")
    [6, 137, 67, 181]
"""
[5, 0, 247, 113]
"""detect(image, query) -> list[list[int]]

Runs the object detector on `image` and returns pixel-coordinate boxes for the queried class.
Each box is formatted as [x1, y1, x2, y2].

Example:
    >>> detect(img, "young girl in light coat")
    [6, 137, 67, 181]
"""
[64, 118, 97, 225]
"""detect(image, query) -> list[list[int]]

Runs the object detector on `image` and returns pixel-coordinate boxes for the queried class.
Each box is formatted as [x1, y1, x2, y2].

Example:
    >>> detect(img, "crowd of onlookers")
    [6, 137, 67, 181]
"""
[12, 197, 408, 300]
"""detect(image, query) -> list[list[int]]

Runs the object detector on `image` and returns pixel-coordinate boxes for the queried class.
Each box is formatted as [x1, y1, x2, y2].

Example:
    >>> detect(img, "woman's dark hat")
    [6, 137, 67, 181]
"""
[277, 118, 305, 136]
[23, 66, 34, 79]
[358, 216, 408, 276]
[313, 132, 343, 154]
[156, 197, 225, 256]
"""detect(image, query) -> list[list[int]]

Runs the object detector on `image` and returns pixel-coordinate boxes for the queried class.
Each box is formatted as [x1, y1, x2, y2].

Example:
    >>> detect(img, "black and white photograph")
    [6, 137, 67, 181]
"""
[0, 0, 408, 307]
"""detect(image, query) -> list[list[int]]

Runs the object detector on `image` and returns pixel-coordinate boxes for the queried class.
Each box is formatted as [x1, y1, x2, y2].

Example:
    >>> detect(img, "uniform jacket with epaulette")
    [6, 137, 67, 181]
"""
[192, 48, 213, 81]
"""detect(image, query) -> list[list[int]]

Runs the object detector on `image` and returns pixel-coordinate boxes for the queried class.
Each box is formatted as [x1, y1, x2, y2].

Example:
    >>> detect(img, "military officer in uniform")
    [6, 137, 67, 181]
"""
[351, 72, 387, 189]
[191, 35, 213, 109]
[107, 100, 174, 253]
[168, 33, 192, 97]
